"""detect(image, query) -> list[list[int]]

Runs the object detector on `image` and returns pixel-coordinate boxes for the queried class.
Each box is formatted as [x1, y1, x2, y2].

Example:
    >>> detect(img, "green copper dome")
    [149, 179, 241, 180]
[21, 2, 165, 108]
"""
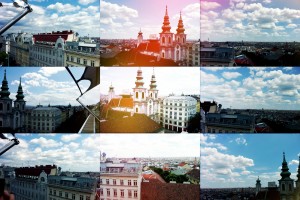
[280, 152, 292, 179]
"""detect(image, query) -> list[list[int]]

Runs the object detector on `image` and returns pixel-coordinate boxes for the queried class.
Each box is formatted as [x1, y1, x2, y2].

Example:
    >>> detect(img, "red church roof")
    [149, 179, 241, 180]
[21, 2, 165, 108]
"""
[108, 97, 133, 108]
[15, 165, 57, 177]
[137, 40, 160, 53]
[33, 30, 74, 43]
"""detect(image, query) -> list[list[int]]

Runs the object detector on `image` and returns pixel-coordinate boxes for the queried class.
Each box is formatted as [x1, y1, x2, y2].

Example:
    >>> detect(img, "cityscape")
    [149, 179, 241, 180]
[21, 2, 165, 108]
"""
[99, 134, 200, 200]
[200, 134, 300, 200]
[200, 67, 300, 133]
[0, 67, 100, 133]
[0, 0, 100, 66]
[200, 0, 300, 66]
[100, 67, 200, 133]
[0, 134, 100, 200]
[100, 0, 200, 66]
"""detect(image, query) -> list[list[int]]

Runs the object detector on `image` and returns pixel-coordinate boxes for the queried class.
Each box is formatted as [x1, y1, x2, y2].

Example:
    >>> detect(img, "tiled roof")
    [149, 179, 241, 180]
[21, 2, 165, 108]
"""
[142, 171, 166, 184]
[33, 31, 73, 43]
[100, 113, 162, 133]
[186, 169, 200, 180]
[15, 165, 56, 177]
[108, 98, 133, 108]
[141, 181, 200, 200]
[137, 40, 160, 53]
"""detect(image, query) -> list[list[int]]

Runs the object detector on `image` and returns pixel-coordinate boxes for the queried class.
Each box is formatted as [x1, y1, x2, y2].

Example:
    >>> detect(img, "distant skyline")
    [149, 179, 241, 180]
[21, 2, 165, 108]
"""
[100, 134, 200, 158]
[100, 0, 200, 40]
[0, 134, 100, 172]
[201, 0, 300, 42]
[201, 134, 300, 188]
[100, 67, 200, 97]
[0, 0, 100, 36]
[0, 67, 100, 106]
[201, 67, 300, 110]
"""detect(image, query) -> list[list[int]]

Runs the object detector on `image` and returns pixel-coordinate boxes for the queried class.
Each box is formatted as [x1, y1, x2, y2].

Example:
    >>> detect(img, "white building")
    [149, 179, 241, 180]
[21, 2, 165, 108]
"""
[100, 155, 142, 200]
[163, 95, 197, 132]
[187, 41, 199, 66]
[30, 106, 62, 133]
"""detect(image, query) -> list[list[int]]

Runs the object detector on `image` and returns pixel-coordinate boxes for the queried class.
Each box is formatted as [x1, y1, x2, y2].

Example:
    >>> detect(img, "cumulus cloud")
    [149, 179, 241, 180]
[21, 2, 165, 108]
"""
[222, 72, 242, 79]
[47, 3, 81, 13]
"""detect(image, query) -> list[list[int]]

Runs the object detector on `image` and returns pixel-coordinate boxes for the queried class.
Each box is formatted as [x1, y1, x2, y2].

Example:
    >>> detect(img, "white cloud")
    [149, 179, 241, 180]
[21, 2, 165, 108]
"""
[30, 137, 63, 148]
[47, 3, 81, 13]
[61, 135, 81, 142]
[222, 72, 242, 79]
[200, 1, 221, 10]
[38, 67, 66, 77]
[78, 0, 96, 5]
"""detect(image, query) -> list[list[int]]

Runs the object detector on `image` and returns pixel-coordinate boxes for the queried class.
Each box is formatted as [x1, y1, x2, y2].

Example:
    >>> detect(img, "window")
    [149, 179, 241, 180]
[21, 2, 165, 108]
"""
[120, 180, 124, 185]
[113, 179, 116, 185]
[282, 184, 285, 191]
[77, 57, 80, 64]
[80, 195, 83, 200]
[135, 92, 138, 99]
[72, 194, 76, 199]
[128, 190, 132, 198]
[162, 36, 165, 44]
[121, 190, 124, 197]
[100, 189, 103, 195]
[133, 180, 137, 186]
[107, 189, 110, 196]
[65, 192, 68, 198]
[83, 59, 87, 65]
[106, 179, 109, 184]
[91, 60, 95, 67]
[7, 103, 10, 111]
[134, 191, 138, 198]
[54, 190, 56, 196]
[128, 180, 131, 186]
[71, 56, 74, 62]
[113, 189, 117, 197]
[59, 191, 62, 197]
[49, 189, 52, 195]
[142, 92, 144, 99]
[86, 196, 90, 200]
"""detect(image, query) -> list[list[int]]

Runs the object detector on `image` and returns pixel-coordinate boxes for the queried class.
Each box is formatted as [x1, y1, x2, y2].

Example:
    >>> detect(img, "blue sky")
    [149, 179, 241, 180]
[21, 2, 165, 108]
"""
[201, 134, 300, 188]
[201, 0, 300, 41]
[0, 0, 100, 36]
[100, 67, 200, 97]
[0, 67, 100, 106]
[201, 67, 300, 110]
[0, 134, 100, 172]
[100, 0, 200, 39]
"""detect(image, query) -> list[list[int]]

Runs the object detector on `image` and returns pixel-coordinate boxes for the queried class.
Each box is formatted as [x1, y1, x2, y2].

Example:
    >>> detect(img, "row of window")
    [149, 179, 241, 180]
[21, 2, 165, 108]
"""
[100, 179, 138, 186]
[66, 55, 95, 66]
[164, 120, 187, 126]
[32, 53, 62, 64]
[32, 47, 56, 55]
[100, 188, 138, 198]
[207, 128, 249, 133]
[49, 189, 90, 200]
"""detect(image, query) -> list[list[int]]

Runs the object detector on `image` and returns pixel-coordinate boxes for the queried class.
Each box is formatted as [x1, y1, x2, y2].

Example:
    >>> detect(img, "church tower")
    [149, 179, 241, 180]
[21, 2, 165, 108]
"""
[147, 68, 159, 120]
[13, 77, 26, 130]
[159, 5, 174, 60]
[174, 11, 187, 62]
[108, 82, 115, 103]
[256, 177, 261, 195]
[133, 68, 147, 114]
[0, 69, 12, 129]
[137, 28, 143, 47]
[279, 152, 294, 200]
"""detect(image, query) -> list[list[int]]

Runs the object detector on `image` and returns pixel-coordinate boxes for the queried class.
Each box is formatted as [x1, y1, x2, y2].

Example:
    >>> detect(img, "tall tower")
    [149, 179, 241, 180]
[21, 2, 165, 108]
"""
[0, 69, 12, 129]
[174, 11, 187, 62]
[108, 83, 115, 103]
[256, 177, 261, 195]
[159, 5, 174, 60]
[279, 152, 294, 200]
[137, 28, 143, 47]
[13, 77, 26, 130]
[133, 68, 147, 114]
[147, 68, 159, 119]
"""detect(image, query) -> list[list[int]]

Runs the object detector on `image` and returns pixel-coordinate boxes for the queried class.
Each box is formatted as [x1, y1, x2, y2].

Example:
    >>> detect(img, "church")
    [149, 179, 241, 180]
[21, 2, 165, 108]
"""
[107, 68, 160, 123]
[0, 70, 26, 132]
[253, 153, 300, 200]
[136, 6, 187, 64]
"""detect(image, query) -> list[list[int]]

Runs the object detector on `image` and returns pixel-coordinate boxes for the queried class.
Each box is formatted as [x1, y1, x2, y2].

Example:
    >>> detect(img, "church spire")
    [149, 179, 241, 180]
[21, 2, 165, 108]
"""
[176, 11, 185, 34]
[161, 5, 171, 33]
[149, 67, 157, 90]
[280, 152, 292, 179]
[0, 69, 11, 99]
[16, 77, 25, 101]
[297, 155, 300, 183]
[135, 67, 144, 88]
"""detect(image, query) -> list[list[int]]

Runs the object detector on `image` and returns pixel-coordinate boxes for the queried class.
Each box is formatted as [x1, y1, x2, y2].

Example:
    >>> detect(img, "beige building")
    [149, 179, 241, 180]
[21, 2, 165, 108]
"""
[8, 33, 32, 66]
[65, 41, 100, 67]
[186, 41, 200, 66]
[100, 156, 142, 200]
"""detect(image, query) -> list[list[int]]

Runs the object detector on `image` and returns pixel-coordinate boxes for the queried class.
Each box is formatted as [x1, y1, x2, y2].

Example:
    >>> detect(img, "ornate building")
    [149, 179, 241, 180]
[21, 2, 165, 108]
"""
[279, 152, 295, 200]
[0, 70, 26, 132]
[136, 6, 187, 64]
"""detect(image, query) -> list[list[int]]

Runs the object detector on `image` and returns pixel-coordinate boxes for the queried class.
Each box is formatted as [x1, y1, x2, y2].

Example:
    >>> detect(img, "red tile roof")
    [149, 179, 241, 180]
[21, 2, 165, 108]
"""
[33, 30, 74, 43]
[108, 97, 133, 108]
[15, 165, 57, 177]
[137, 40, 160, 53]
[141, 181, 200, 200]
[143, 172, 166, 184]
[178, 162, 187, 167]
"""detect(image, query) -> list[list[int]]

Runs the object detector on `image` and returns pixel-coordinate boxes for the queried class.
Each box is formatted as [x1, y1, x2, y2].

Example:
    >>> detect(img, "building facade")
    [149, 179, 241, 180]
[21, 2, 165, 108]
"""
[162, 95, 197, 132]
[100, 155, 142, 200]
[30, 106, 62, 133]
[47, 175, 96, 200]
[0, 70, 26, 132]
[9, 32, 32, 66]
